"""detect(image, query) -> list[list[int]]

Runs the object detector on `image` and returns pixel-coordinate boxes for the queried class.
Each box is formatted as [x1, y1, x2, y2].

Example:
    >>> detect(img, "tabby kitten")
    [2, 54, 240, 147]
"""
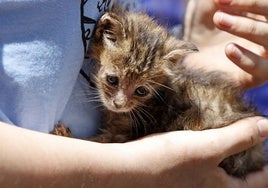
[54, 9, 266, 177]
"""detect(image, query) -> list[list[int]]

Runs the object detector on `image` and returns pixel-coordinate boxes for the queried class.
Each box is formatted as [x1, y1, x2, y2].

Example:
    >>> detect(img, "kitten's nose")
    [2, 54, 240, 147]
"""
[113, 98, 126, 109]
[113, 102, 122, 109]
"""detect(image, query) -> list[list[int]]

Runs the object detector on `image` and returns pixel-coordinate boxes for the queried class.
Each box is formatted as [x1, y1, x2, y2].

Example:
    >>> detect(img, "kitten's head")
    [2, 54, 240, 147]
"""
[90, 11, 197, 113]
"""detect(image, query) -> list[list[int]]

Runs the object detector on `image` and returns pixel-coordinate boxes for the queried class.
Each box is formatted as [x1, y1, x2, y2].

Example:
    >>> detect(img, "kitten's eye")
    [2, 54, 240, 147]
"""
[104, 31, 117, 43]
[135, 86, 149, 97]
[106, 75, 119, 86]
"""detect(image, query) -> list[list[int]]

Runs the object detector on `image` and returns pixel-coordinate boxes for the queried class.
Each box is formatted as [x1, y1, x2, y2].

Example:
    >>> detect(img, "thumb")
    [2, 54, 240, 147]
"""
[214, 117, 268, 161]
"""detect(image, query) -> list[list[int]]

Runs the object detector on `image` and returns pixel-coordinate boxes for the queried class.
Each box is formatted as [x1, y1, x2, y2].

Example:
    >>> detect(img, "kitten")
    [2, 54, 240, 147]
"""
[53, 9, 266, 177]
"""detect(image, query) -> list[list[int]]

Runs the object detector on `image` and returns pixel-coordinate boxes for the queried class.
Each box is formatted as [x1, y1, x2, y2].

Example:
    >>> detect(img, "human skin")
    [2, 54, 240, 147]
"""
[0, 118, 268, 188]
[1, 0, 268, 187]
[184, 0, 268, 88]
[213, 0, 268, 86]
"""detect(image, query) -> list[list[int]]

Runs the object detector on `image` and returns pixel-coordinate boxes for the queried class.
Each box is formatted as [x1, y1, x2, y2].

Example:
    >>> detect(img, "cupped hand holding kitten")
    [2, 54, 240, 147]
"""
[179, 0, 268, 186]
[124, 117, 268, 188]
[1, 117, 268, 188]
[123, 1, 268, 187]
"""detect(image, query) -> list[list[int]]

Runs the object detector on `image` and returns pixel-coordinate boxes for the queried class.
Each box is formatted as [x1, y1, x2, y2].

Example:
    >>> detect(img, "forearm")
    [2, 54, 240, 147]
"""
[0, 122, 136, 188]
[1, 117, 268, 188]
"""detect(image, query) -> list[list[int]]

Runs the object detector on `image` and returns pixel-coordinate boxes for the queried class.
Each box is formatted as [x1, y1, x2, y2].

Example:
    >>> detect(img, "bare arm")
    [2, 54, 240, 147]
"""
[0, 122, 127, 187]
[1, 117, 268, 188]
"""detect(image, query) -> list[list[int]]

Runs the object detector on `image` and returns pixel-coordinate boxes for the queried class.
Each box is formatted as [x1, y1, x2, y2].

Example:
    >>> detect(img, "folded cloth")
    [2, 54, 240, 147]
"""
[0, 0, 112, 138]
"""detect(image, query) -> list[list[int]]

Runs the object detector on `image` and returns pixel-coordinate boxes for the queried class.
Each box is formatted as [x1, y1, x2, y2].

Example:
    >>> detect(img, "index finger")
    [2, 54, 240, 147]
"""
[213, 11, 268, 49]
[225, 43, 268, 85]
[215, 0, 268, 16]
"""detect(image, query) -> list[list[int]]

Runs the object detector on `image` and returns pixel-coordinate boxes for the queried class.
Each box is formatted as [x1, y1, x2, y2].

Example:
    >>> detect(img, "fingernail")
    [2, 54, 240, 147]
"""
[214, 12, 235, 28]
[257, 119, 268, 137]
[226, 43, 243, 60]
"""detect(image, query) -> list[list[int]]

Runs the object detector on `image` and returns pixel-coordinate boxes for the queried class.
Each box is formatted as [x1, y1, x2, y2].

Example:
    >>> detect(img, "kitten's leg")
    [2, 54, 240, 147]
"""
[51, 124, 128, 143]
[89, 134, 113, 143]
[51, 123, 73, 138]
[89, 130, 130, 143]
[220, 143, 266, 178]
[89, 115, 133, 143]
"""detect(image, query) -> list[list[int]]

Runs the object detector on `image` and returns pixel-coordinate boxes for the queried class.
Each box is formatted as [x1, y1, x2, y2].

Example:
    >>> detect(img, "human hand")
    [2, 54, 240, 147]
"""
[1, 117, 268, 188]
[122, 117, 268, 188]
[183, 0, 268, 88]
[213, 0, 268, 87]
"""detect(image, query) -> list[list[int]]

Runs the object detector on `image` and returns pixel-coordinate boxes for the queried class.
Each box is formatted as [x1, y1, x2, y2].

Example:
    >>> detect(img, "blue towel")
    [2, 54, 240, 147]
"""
[0, 0, 112, 138]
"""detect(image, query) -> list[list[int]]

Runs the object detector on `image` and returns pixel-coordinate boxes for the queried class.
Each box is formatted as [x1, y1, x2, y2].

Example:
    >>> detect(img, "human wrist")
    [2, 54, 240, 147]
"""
[89, 141, 158, 188]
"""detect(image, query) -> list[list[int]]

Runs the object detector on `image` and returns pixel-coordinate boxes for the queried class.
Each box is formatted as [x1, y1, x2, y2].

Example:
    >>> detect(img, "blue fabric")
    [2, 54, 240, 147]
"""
[245, 84, 268, 118]
[0, 0, 112, 138]
[141, 0, 186, 27]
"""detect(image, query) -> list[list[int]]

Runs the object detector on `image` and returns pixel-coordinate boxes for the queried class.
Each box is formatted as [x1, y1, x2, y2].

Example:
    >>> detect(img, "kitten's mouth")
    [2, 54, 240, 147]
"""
[106, 105, 132, 113]
[101, 95, 133, 113]
[105, 103, 132, 113]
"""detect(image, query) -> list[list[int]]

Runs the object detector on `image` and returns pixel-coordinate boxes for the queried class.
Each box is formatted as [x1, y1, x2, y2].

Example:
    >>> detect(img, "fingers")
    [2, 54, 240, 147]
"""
[210, 117, 268, 162]
[225, 43, 268, 84]
[214, 0, 268, 16]
[213, 11, 268, 48]
[213, 0, 268, 86]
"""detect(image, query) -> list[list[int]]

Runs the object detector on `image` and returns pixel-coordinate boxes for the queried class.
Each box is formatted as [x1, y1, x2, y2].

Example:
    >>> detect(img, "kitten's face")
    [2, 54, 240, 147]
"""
[96, 49, 167, 113]
[91, 11, 197, 113]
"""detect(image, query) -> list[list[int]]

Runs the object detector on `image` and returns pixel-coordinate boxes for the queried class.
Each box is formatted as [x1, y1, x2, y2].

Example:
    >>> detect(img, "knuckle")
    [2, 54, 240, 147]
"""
[244, 123, 259, 145]
[247, 20, 258, 36]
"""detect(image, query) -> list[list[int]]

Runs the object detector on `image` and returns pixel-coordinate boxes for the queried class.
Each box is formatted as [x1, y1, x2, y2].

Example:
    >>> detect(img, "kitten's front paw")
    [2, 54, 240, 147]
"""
[51, 123, 73, 137]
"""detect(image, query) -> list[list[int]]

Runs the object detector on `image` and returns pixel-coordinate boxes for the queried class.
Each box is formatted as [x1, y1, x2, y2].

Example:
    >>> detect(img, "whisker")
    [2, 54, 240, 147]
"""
[74, 91, 102, 104]
[85, 99, 102, 103]
[146, 84, 167, 105]
[136, 105, 155, 122]
[136, 105, 157, 130]
[146, 74, 163, 81]
[147, 80, 174, 91]
[73, 80, 99, 100]
[132, 107, 148, 135]
[78, 74, 98, 90]
[74, 91, 99, 99]
[90, 103, 105, 111]
[129, 110, 139, 137]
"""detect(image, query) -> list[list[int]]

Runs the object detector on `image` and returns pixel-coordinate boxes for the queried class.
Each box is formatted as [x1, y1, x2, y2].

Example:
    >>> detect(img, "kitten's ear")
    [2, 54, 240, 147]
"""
[97, 13, 125, 44]
[163, 39, 198, 64]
